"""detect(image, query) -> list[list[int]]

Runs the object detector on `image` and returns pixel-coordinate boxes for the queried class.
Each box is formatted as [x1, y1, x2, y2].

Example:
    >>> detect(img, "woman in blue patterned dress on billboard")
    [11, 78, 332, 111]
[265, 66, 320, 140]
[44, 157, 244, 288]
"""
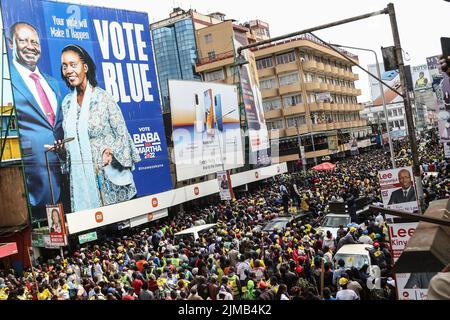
[59, 44, 140, 212]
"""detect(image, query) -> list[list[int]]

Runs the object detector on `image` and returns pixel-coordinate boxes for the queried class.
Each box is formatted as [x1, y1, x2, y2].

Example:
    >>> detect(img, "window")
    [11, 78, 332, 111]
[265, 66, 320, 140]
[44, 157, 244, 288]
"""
[388, 110, 393, 117]
[287, 116, 306, 127]
[9, 117, 17, 130]
[398, 108, 403, 115]
[205, 69, 224, 81]
[267, 120, 284, 130]
[283, 94, 303, 106]
[318, 76, 325, 83]
[262, 99, 281, 112]
[260, 77, 277, 89]
[279, 72, 299, 86]
[392, 109, 398, 117]
[399, 119, 405, 127]
[207, 51, 216, 60]
[204, 33, 213, 43]
[308, 94, 316, 103]
[256, 56, 273, 69]
[276, 51, 296, 64]
[304, 72, 314, 82]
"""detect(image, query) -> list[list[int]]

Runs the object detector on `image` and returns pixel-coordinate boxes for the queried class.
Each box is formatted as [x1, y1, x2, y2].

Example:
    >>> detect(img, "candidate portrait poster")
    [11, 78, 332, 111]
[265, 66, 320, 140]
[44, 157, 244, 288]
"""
[46, 204, 66, 246]
[1, 0, 172, 218]
[169, 80, 244, 181]
[378, 166, 419, 213]
[217, 170, 233, 201]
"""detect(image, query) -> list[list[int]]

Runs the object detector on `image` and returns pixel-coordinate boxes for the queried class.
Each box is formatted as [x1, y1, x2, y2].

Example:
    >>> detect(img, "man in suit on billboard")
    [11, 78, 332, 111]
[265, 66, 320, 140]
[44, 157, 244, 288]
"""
[388, 169, 417, 205]
[8, 22, 65, 219]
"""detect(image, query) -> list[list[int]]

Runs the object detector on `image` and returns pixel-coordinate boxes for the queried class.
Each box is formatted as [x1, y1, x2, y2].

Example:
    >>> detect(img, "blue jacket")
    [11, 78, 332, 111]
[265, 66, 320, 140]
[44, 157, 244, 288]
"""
[10, 63, 64, 214]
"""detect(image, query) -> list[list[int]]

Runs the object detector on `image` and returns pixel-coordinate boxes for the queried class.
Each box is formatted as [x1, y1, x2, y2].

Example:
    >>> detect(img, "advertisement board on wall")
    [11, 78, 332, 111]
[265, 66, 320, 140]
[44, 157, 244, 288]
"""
[1, 0, 172, 220]
[316, 92, 333, 103]
[378, 166, 419, 213]
[169, 80, 244, 181]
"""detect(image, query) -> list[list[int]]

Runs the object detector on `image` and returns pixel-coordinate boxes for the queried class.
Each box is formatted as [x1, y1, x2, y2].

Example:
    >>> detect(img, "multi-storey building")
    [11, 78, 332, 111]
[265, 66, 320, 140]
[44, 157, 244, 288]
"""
[0, 103, 21, 162]
[150, 8, 225, 113]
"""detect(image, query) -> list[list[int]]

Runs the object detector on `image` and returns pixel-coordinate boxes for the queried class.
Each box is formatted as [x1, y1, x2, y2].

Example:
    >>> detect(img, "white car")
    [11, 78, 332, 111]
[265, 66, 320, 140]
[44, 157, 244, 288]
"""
[174, 223, 217, 242]
[333, 244, 374, 271]
[318, 213, 352, 238]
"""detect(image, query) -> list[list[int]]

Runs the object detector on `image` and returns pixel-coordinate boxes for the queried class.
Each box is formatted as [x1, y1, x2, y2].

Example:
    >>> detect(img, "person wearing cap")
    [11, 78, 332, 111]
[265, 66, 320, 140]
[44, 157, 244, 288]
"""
[336, 277, 359, 300]
[358, 229, 373, 245]
[336, 227, 358, 252]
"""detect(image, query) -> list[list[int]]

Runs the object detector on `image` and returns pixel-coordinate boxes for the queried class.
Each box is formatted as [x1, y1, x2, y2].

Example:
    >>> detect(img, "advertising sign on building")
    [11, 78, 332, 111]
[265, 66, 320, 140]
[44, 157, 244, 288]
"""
[78, 231, 98, 245]
[168, 80, 244, 181]
[217, 170, 233, 201]
[233, 30, 271, 162]
[46, 204, 66, 246]
[0, 0, 172, 220]
[378, 166, 419, 213]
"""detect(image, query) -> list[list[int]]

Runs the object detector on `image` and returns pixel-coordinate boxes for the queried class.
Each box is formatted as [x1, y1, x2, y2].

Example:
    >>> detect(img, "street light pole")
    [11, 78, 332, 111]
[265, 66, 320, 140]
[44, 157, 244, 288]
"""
[295, 118, 306, 174]
[330, 44, 396, 169]
[387, 3, 424, 211]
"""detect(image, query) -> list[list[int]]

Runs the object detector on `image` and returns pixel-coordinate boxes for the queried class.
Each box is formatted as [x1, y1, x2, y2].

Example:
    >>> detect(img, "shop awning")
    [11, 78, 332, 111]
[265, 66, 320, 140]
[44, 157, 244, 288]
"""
[0, 242, 18, 258]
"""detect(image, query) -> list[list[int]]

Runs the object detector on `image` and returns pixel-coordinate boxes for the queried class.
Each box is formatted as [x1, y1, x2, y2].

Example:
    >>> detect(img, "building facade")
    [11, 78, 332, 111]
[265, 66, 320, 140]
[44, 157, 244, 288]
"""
[0, 103, 21, 162]
[151, 8, 225, 113]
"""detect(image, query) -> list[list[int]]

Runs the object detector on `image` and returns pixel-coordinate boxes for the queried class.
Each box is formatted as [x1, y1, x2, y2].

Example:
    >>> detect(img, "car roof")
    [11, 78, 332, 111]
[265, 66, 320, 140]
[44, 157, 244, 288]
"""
[174, 224, 217, 236]
[335, 244, 373, 255]
[324, 213, 351, 218]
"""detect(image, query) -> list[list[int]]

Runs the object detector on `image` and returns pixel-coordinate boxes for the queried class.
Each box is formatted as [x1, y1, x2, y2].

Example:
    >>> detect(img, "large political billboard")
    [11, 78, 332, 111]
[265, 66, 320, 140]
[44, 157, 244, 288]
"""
[169, 80, 244, 181]
[378, 166, 419, 213]
[1, 0, 172, 219]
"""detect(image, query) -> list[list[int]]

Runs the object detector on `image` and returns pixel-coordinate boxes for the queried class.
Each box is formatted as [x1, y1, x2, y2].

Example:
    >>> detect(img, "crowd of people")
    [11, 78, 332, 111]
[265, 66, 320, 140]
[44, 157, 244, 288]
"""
[0, 130, 448, 301]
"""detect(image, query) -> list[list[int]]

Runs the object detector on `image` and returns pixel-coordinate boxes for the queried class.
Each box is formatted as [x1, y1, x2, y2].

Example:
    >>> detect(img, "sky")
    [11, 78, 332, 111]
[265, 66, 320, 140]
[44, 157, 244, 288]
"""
[1, 0, 449, 104]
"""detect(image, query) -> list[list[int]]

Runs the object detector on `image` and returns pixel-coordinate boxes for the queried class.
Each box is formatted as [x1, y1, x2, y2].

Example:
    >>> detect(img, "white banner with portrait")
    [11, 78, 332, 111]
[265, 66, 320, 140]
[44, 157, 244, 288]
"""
[378, 166, 419, 213]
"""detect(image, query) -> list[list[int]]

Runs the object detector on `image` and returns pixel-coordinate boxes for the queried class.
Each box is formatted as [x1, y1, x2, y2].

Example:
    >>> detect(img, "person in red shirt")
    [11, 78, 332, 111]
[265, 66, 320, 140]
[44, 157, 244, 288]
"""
[122, 287, 136, 300]
[131, 272, 143, 295]
[136, 255, 147, 273]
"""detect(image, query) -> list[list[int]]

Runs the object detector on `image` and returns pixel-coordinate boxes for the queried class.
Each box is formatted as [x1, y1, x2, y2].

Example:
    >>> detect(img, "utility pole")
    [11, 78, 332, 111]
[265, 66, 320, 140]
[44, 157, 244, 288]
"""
[387, 3, 424, 211]
[295, 119, 306, 173]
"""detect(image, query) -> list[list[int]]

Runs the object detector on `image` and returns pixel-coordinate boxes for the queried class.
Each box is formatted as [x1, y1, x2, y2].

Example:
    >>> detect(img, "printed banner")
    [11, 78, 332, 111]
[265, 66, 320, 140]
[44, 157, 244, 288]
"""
[316, 92, 333, 103]
[397, 272, 436, 300]
[233, 30, 270, 157]
[426, 55, 450, 143]
[169, 80, 244, 181]
[217, 170, 233, 201]
[46, 204, 66, 246]
[411, 64, 432, 91]
[378, 166, 419, 213]
[388, 222, 418, 263]
[1, 0, 172, 219]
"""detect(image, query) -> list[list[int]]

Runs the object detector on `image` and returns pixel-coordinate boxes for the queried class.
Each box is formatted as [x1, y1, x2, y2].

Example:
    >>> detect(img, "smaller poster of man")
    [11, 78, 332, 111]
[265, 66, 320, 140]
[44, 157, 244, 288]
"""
[46, 204, 67, 246]
[217, 171, 233, 201]
[379, 166, 419, 213]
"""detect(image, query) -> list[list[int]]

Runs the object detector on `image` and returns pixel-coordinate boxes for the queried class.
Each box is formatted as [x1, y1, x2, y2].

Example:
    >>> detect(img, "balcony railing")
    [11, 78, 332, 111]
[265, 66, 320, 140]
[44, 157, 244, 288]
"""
[196, 50, 234, 67]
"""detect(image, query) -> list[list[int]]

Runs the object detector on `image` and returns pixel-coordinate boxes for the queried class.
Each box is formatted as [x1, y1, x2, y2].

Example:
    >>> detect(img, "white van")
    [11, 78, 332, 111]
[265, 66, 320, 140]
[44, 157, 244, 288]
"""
[173, 223, 217, 242]
[333, 244, 373, 270]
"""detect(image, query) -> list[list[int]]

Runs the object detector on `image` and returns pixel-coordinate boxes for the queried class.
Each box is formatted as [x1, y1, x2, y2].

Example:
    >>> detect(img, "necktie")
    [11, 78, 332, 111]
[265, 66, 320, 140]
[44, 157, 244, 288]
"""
[404, 190, 407, 199]
[30, 73, 55, 127]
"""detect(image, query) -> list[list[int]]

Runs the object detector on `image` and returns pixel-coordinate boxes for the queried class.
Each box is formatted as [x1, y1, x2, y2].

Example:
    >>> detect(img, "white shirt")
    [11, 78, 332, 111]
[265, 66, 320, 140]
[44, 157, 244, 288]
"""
[13, 60, 58, 117]
[336, 289, 359, 300]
